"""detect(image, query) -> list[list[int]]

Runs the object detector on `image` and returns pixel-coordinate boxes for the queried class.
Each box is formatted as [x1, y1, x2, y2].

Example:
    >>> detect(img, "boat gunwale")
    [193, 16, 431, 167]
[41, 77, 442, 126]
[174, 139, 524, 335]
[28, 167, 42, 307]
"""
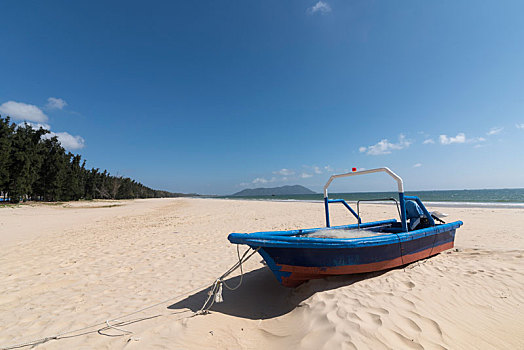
[228, 220, 463, 248]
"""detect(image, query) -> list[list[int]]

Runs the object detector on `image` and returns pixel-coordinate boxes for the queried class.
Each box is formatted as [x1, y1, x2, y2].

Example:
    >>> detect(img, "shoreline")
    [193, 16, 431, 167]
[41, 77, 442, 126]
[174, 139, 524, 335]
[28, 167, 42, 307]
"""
[206, 196, 524, 209]
[2, 195, 524, 210]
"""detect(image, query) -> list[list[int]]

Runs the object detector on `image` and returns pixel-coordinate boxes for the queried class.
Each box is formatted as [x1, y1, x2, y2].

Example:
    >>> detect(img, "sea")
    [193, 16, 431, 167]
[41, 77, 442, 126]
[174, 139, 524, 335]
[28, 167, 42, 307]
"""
[221, 188, 524, 208]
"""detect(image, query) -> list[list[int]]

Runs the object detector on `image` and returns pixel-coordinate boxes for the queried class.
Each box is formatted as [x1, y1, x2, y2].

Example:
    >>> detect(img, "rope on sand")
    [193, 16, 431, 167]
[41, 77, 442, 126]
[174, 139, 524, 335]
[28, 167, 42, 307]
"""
[0, 246, 259, 350]
[197, 246, 260, 315]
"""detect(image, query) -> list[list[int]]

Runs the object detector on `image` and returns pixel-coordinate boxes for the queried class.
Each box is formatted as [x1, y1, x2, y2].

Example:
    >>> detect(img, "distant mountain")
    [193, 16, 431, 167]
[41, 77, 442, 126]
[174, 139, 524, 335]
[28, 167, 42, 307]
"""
[232, 185, 316, 197]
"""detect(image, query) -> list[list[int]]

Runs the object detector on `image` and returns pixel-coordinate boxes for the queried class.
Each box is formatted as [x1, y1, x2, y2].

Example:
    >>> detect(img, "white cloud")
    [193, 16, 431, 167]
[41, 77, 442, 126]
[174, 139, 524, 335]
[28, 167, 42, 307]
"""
[299, 165, 331, 176]
[359, 134, 411, 156]
[439, 132, 485, 145]
[44, 132, 85, 150]
[423, 138, 435, 144]
[252, 177, 268, 185]
[486, 127, 503, 136]
[300, 173, 313, 178]
[3, 99, 85, 151]
[273, 168, 295, 176]
[307, 1, 331, 14]
[18, 121, 51, 130]
[413, 163, 422, 168]
[46, 97, 67, 110]
[516, 123, 524, 129]
[0, 101, 48, 122]
[439, 133, 466, 145]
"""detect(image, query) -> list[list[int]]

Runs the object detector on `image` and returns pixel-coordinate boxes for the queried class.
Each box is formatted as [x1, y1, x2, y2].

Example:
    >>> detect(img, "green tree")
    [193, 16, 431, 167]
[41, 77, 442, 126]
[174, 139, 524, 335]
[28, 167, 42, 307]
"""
[0, 116, 15, 199]
[0, 116, 183, 202]
[34, 136, 66, 201]
[8, 123, 48, 202]
[62, 153, 84, 200]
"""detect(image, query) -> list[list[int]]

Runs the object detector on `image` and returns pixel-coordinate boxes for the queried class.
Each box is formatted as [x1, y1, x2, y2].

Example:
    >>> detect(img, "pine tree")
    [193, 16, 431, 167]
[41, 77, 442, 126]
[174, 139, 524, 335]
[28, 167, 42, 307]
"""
[0, 116, 182, 202]
[34, 136, 66, 201]
[0, 116, 14, 199]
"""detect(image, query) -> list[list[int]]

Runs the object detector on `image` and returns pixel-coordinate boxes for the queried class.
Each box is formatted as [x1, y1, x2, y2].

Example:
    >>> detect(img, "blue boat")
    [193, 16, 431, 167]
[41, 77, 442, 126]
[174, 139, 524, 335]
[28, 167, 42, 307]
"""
[228, 167, 463, 287]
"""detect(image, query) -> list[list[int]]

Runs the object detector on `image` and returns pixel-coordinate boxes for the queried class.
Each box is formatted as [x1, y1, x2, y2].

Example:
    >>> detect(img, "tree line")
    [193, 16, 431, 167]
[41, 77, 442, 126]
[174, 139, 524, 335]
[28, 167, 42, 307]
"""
[0, 115, 185, 203]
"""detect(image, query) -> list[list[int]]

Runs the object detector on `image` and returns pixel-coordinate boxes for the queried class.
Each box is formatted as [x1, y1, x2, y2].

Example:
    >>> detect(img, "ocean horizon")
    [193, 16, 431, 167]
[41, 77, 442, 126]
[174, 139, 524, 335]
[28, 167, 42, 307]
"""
[219, 188, 524, 206]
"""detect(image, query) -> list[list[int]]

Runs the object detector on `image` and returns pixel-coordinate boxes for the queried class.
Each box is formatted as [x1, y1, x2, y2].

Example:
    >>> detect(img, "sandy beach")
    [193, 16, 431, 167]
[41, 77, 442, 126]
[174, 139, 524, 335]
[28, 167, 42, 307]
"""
[1, 198, 523, 349]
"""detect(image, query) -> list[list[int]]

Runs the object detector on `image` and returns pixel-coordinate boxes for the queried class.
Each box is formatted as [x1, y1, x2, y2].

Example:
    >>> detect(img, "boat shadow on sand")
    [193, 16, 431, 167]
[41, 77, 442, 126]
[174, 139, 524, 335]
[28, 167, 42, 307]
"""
[168, 266, 388, 320]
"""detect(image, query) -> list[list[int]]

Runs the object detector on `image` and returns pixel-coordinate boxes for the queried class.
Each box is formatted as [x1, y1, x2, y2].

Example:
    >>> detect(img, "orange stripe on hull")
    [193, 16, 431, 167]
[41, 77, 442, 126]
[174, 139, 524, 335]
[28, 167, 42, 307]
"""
[280, 241, 454, 287]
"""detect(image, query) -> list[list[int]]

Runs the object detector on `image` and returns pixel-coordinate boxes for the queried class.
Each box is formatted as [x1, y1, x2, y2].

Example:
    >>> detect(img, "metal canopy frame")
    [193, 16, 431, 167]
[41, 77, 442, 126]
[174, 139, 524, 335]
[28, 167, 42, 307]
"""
[323, 167, 409, 232]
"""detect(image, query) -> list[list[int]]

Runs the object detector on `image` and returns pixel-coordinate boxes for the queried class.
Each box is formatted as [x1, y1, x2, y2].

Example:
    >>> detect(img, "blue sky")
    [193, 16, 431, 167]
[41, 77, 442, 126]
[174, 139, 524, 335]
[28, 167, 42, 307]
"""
[1, 1, 523, 194]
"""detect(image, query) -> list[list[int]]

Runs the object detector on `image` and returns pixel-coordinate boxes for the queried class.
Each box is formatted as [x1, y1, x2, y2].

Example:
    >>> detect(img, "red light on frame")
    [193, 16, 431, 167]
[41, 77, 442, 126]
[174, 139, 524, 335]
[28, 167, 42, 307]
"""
[352, 167, 357, 172]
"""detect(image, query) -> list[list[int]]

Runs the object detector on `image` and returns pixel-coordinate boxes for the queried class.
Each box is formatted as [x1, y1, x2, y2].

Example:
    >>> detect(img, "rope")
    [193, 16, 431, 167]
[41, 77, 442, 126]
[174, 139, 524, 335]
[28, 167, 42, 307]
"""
[0, 285, 204, 350]
[221, 245, 245, 291]
[104, 319, 133, 336]
[0, 245, 259, 350]
[196, 246, 260, 315]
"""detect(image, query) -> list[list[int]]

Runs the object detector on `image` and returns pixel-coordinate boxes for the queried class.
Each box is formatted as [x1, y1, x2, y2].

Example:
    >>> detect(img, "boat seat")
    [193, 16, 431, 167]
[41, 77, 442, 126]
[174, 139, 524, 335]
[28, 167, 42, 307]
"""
[405, 200, 425, 230]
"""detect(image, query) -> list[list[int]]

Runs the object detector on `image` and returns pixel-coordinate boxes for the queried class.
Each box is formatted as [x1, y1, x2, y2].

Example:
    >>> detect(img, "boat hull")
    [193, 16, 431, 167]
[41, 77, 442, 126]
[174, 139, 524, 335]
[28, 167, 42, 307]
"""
[261, 233, 454, 287]
[229, 221, 462, 287]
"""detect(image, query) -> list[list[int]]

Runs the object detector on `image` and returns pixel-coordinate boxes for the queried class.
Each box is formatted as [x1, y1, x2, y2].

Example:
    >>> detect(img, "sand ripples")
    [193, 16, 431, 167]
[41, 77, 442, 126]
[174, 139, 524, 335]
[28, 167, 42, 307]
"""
[1, 199, 523, 349]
